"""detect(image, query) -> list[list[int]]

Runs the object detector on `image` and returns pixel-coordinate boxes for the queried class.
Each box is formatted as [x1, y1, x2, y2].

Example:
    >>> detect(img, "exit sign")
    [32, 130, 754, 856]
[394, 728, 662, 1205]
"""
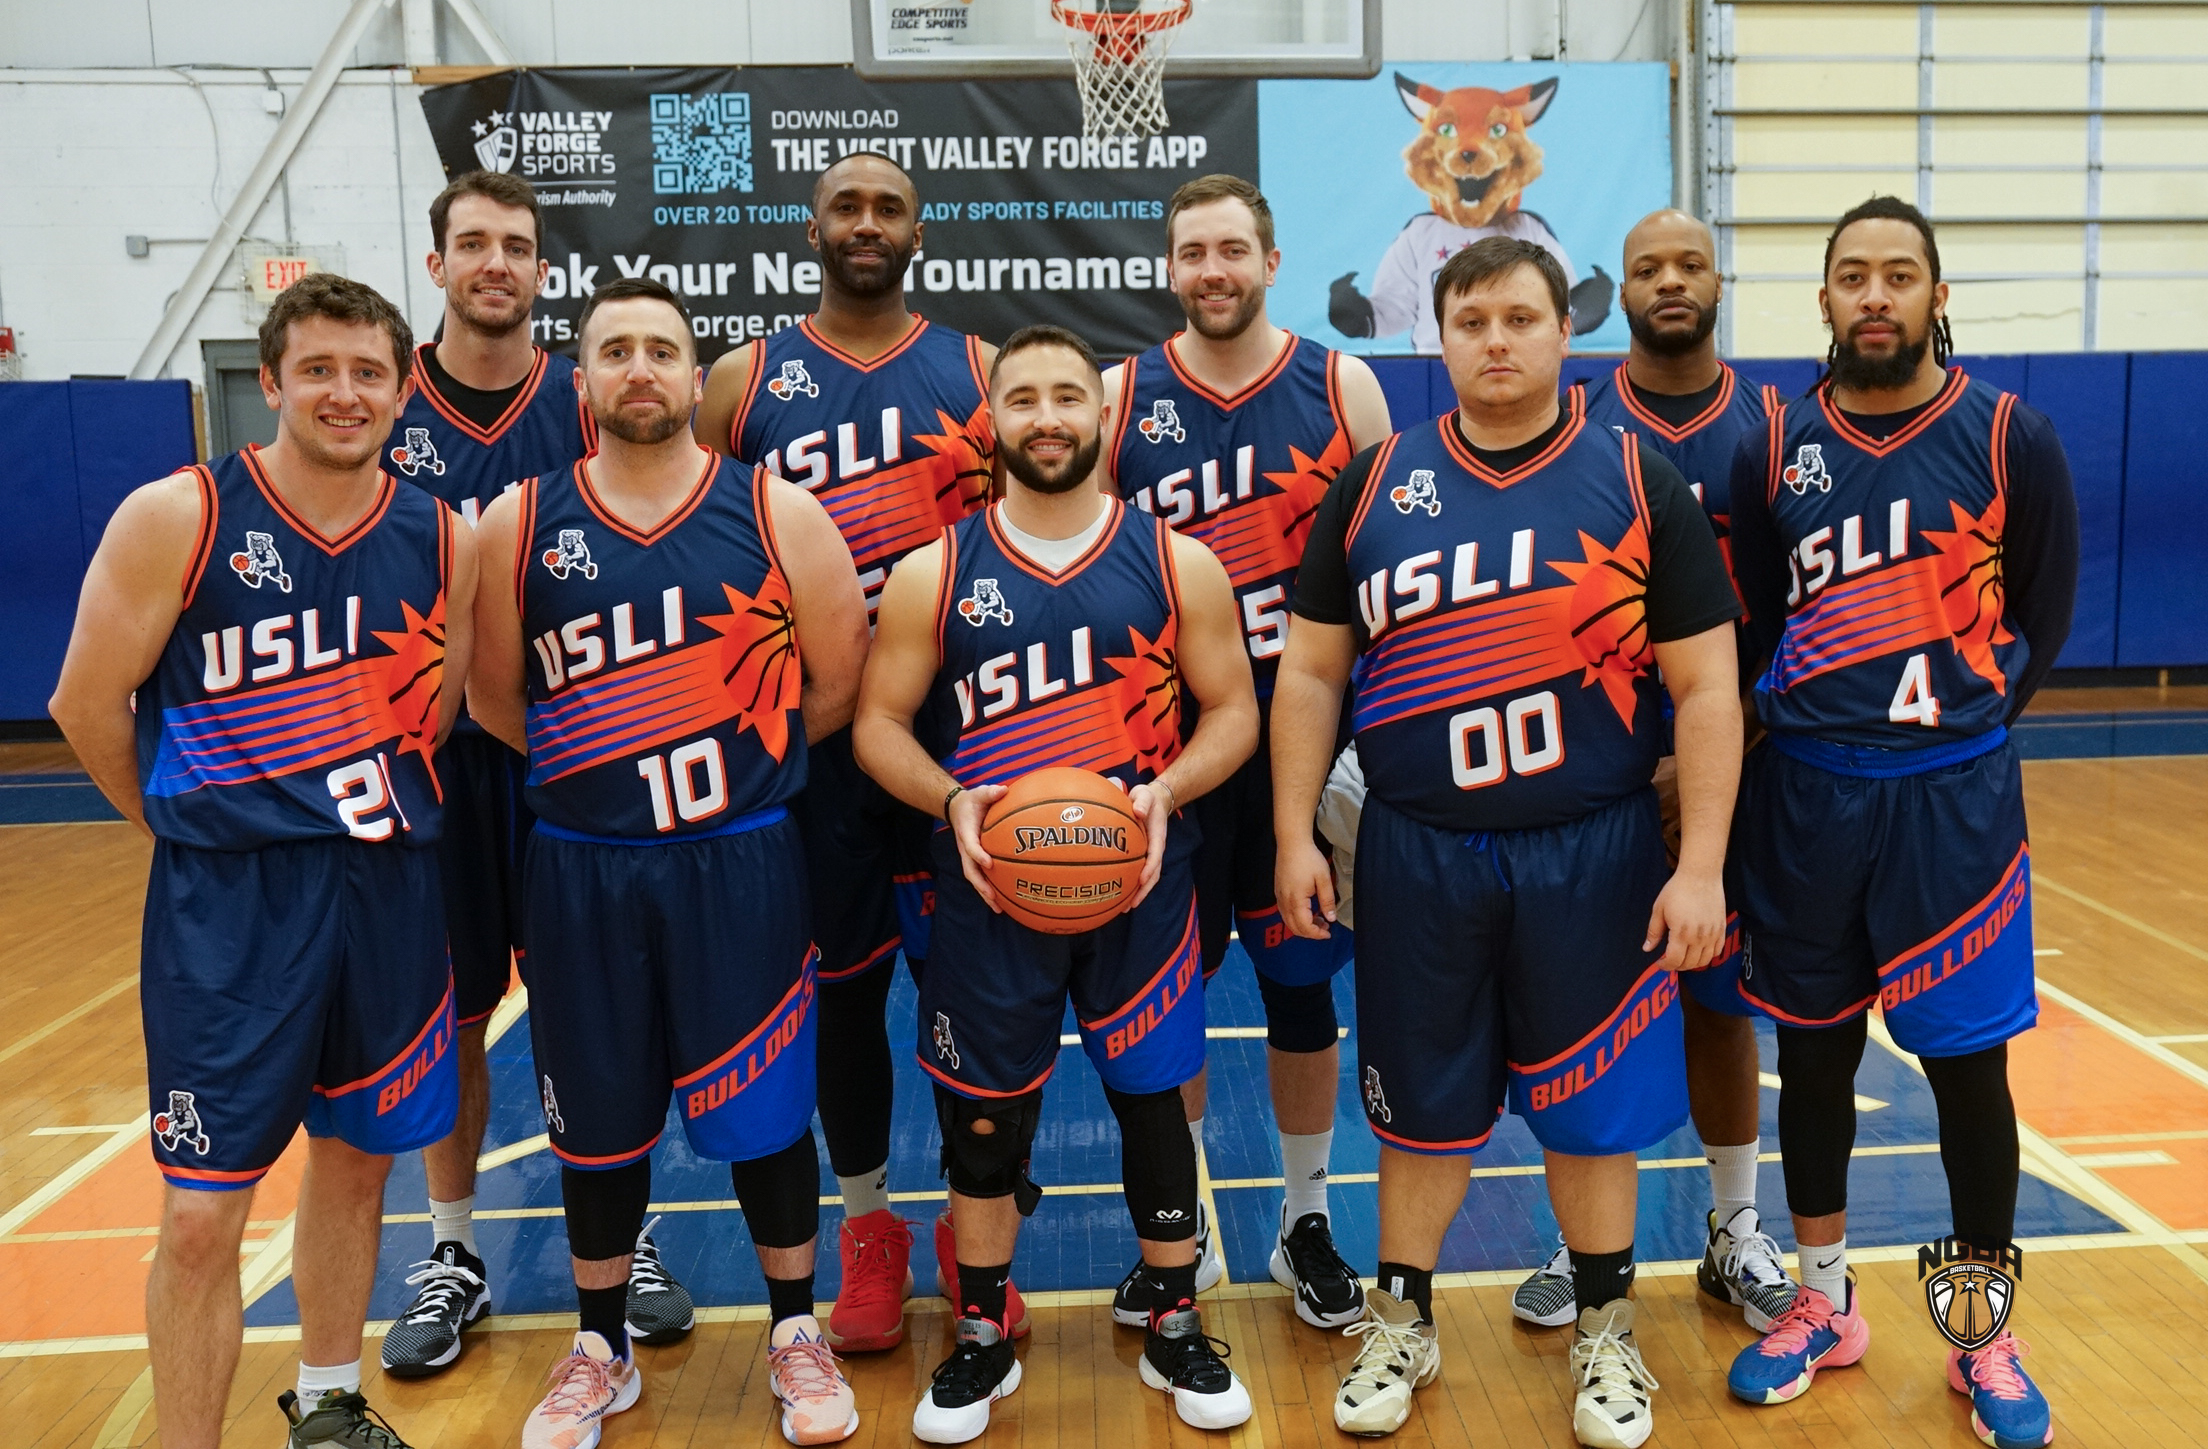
[259, 256, 315, 293]
[239, 243, 347, 312]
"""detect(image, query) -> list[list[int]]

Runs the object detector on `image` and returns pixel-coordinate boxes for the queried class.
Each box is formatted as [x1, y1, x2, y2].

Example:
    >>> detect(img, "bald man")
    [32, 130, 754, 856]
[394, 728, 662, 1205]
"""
[696, 151, 1003, 1355]
[1505, 209, 1804, 1336]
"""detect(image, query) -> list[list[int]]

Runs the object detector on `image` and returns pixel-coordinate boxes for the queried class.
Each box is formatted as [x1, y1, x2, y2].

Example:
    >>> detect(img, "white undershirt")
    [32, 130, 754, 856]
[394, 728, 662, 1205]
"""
[993, 496, 1111, 573]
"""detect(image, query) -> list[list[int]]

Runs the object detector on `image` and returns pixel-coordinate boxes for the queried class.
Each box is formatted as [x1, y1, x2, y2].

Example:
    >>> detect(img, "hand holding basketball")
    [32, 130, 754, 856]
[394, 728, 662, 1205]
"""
[976, 768, 1150, 933]
[947, 782, 1009, 914]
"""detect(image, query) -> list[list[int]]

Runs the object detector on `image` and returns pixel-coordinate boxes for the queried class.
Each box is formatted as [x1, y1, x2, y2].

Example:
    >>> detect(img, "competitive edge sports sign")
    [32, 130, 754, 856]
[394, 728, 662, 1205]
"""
[418, 66, 1258, 363]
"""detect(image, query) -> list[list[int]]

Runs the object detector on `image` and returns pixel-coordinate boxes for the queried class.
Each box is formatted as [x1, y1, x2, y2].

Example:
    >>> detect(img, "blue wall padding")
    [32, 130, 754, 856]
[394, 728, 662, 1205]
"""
[71, 381, 195, 561]
[2024, 353, 2127, 668]
[2117, 354, 2208, 666]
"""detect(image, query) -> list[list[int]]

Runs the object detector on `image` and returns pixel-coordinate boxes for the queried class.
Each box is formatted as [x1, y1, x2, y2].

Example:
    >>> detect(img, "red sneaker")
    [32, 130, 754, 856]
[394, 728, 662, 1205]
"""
[933, 1211, 1030, 1340]
[824, 1208, 913, 1353]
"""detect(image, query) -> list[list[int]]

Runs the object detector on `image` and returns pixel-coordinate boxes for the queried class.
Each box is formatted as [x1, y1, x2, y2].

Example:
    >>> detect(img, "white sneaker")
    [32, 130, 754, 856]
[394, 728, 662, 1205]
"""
[521, 1331, 640, 1449]
[1136, 1304, 1252, 1430]
[1695, 1207, 1799, 1332]
[1333, 1289, 1440, 1436]
[1570, 1300, 1659, 1449]
[1511, 1236, 1576, 1327]
[911, 1316, 1020, 1445]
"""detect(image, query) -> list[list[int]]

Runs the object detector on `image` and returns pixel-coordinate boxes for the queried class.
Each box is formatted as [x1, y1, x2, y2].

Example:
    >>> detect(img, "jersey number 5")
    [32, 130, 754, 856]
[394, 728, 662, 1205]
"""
[1241, 585, 1289, 660]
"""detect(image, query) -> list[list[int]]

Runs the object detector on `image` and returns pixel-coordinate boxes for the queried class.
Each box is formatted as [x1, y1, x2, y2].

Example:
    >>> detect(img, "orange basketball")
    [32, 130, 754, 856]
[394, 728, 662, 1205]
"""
[978, 767, 1148, 934]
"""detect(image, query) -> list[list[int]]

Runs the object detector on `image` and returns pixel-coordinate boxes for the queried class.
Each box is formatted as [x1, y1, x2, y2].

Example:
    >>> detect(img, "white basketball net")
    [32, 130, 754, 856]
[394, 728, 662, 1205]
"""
[1056, 1, 1189, 139]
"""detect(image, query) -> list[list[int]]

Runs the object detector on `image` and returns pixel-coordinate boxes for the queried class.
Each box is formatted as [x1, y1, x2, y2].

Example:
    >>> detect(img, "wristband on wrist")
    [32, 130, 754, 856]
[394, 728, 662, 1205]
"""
[943, 782, 965, 822]
[1154, 778, 1177, 815]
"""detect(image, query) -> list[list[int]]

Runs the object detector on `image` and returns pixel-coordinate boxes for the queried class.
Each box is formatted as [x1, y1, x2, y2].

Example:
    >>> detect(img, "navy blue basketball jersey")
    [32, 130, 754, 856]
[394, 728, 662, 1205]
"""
[927, 500, 1184, 792]
[138, 448, 453, 850]
[729, 318, 991, 618]
[391, 346, 594, 525]
[1751, 370, 2032, 749]
[516, 450, 807, 838]
[1108, 335, 1351, 695]
[1345, 402, 1668, 832]
[1577, 362, 1778, 583]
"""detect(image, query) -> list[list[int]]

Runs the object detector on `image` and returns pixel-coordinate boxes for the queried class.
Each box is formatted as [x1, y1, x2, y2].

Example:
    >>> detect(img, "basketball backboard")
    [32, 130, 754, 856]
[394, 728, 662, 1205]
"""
[851, 0, 1381, 79]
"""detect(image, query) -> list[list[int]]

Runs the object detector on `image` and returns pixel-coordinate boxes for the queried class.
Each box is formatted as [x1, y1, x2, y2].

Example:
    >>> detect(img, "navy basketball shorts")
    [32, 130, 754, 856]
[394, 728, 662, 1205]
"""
[434, 727, 534, 1025]
[1194, 739, 1349, 988]
[1728, 734, 2037, 1058]
[792, 726, 916, 980]
[919, 822, 1205, 1099]
[523, 809, 817, 1169]
[139, 838, 456, 1191]
[1354, 789, 1688, 1158]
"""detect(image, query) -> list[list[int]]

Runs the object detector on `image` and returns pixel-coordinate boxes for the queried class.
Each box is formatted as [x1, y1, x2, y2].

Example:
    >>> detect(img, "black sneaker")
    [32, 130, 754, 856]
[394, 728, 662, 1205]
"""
[1110, 1201, 1222, 1326]
[625, 1215, 696, 1345]
[278, 1389, 414, 1448]
[1138, 1306, 1252, 1430]
[379, 1242, 490, 1378]
[911, 1316, 1021, 1444]
[1268, 1209, 1365, 1328]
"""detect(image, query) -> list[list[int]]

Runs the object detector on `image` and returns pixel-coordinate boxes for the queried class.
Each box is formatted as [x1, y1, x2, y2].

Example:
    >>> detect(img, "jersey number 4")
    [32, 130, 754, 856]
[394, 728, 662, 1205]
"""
[1889, 652, 1943, 728]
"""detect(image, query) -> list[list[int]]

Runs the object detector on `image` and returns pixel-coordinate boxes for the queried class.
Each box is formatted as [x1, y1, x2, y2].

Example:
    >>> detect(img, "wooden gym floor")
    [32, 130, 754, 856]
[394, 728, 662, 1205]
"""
[4, 687, 2207, 1447]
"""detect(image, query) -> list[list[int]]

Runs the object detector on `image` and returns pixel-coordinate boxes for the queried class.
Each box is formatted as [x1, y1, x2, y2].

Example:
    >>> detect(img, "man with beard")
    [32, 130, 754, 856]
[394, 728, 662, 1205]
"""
[471, 278, 872, 1447]
[696, 152, 998, 1353]
[380, 171, 635, 1380]
[1099, 173, 1392, 1333]
[1720, 199, 2075, 1448]
[1504, 209, 1800, 1337]
[853, 325, 1258, 1442]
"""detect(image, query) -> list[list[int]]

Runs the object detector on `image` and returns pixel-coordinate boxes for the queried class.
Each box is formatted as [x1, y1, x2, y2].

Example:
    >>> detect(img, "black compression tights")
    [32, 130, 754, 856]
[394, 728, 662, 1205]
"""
[813, 962, 895, 1177]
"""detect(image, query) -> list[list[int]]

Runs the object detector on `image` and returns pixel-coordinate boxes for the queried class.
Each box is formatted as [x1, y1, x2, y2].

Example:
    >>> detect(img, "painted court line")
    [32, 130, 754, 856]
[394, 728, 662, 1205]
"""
[2034, 978, 2208, 1095]
[0, 974, 136, 1067]
[0, 1115, 148, 1238]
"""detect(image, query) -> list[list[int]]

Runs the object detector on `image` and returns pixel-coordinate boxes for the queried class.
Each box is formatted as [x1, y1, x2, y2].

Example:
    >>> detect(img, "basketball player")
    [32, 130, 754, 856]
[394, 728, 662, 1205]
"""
[1101, 173, 1392, 1331]
[853, 325, 1258, 1441]
[1508, 208, 1799, 1334]
[695, 149, 999, 1352]
[470, 278, 871, 1447]
[50, 274, 474, 1449]
[377, 170, 660, 1381]
[1721, 198, 2075, 1449]
[1275, 239, 1744, 1449]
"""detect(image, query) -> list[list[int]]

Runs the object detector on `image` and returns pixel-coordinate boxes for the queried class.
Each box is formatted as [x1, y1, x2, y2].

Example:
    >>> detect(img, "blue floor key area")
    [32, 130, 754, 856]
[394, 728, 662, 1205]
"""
[246, 936, 2121, 1327]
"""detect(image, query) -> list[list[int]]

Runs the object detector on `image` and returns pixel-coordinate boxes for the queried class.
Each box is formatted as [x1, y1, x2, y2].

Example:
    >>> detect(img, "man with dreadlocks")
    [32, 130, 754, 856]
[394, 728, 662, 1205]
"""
[1719, 197, 2076, 1447]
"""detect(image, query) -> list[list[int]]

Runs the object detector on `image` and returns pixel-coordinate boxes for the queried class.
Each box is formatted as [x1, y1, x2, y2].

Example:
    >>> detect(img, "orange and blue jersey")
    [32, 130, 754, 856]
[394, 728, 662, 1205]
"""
[1108, 334, 1351, 695]
[1747, 370, 2032, 755]
[137, 447, 453, 850]
[1344, 401, 1668, 832]
[729, 317, 991, 618]
[391, 345, 594, 525]
[516, 450, 806, 838]
[925, 499, 1184, 793]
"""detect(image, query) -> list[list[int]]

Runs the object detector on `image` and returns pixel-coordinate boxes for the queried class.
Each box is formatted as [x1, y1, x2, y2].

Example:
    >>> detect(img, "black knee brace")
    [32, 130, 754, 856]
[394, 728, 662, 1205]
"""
[1775, 1018, 1869, 1219]
[1104, 1083, 1199, 1243]
[729, 1127, 822, 1250]
[1921, 1043, 2020, 1249]
[561, 1158, 652, 1262]
[935, 1082, 1043, 1215]
[1257, 973, 1340, 1054]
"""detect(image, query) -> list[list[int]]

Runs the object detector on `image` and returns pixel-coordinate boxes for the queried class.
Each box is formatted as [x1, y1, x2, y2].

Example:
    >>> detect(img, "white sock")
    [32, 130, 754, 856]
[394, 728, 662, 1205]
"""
[1801, 1238, 1848, 1309]
[1706, 1140, 1760, 1228]
[1188, 1116, 1206, 1167]
[429, 1194, 478, 1258]
[1279, 1129, 1333, 1224]
[837, 1164, 892, 1221]
[295, 1359, 360, 1415]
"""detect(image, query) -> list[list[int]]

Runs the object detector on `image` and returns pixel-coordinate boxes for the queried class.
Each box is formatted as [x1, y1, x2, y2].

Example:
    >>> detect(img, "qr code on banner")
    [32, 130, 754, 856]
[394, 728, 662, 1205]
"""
[650, 92, 753, 195]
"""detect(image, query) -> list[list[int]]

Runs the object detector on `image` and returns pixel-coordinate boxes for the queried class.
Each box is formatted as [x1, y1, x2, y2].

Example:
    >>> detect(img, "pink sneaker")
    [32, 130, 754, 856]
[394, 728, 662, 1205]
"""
[770, 1315, 859, 1444]
[1726, 1280, 1870, 1404]
[521, 1331, 641, 1449]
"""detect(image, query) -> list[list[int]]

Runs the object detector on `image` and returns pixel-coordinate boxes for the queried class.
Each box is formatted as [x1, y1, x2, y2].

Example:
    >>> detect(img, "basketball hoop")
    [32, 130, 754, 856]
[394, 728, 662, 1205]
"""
[1052, 0, 1192, 140]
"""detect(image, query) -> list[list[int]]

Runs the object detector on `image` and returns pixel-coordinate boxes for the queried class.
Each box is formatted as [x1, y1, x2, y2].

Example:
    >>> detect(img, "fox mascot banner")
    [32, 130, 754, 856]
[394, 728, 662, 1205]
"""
[1260, 64, 1672, 356]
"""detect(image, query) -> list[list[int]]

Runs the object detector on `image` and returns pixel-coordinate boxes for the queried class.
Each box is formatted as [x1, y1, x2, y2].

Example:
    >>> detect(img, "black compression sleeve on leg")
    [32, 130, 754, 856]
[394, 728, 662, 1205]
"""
[1256, 972, 1340, 1054]
[729, 1128, 823, 1250]
[813, 963, 895, 1177]
[1921, 1043, 2020, 1248]
[1774, 1018, 1869, 1220]
[561, 1158, 653, 1262]
[1104, 1083, 1200, 1243]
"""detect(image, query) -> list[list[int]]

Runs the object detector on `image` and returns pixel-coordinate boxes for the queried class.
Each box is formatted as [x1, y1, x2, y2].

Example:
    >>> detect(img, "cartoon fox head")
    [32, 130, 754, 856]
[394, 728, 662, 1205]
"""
[1396, 72, 1557, 228]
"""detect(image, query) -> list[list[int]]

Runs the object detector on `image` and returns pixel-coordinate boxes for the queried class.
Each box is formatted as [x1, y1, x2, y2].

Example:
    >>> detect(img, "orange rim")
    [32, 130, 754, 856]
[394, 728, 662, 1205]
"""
[1050, 0, 1191, 36]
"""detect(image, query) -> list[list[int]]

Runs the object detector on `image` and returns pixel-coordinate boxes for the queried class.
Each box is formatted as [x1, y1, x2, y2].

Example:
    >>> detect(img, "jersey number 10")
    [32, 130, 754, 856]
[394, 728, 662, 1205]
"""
[638, 738, 729, 832]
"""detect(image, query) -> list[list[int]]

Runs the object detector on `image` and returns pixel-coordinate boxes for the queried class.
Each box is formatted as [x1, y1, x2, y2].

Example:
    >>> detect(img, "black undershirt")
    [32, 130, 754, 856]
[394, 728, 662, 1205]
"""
[1293, 407, 1742, 650]
[421, 343, 528, 432]
[1621, 371, 1727, 430]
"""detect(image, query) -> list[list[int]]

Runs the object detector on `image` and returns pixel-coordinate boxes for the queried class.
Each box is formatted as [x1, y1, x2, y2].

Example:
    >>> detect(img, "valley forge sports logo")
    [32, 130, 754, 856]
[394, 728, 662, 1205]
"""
[1918, 1236, 2021, 1352]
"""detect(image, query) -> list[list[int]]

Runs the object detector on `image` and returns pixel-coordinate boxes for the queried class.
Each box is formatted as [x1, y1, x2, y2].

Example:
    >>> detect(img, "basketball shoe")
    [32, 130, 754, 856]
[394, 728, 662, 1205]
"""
[931, 1211, 1029, 1337]
[521, 1331, 640, 1449]
[767, 1315, 859, 1445]
[1570, 1300, 1660, 1449]
[1510, 1236, 1577, 1328]
[1110, 1199, 1224, 1326]
[824, 1208, 912, 1352]
[277, 1389, 415, 1448]
[1695, 1206, 1798, 1331]
[1950, 1333, 2053, 1448]
[380, 1242, 491, 1377]
[911, 1314, 1021, 1445]
[1139, 1301, 1252, 1430]
[624, 1217, 694, 1345]
[1726, 1274, 1869, 1404]
[1332, 1288, 1440, 1436]
[1269, 1206, 1365, 1328]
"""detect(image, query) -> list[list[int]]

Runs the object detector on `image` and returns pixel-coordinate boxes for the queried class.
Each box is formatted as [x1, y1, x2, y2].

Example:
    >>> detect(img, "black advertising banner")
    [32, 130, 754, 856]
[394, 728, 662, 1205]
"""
[418, 67, 1258, 362]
